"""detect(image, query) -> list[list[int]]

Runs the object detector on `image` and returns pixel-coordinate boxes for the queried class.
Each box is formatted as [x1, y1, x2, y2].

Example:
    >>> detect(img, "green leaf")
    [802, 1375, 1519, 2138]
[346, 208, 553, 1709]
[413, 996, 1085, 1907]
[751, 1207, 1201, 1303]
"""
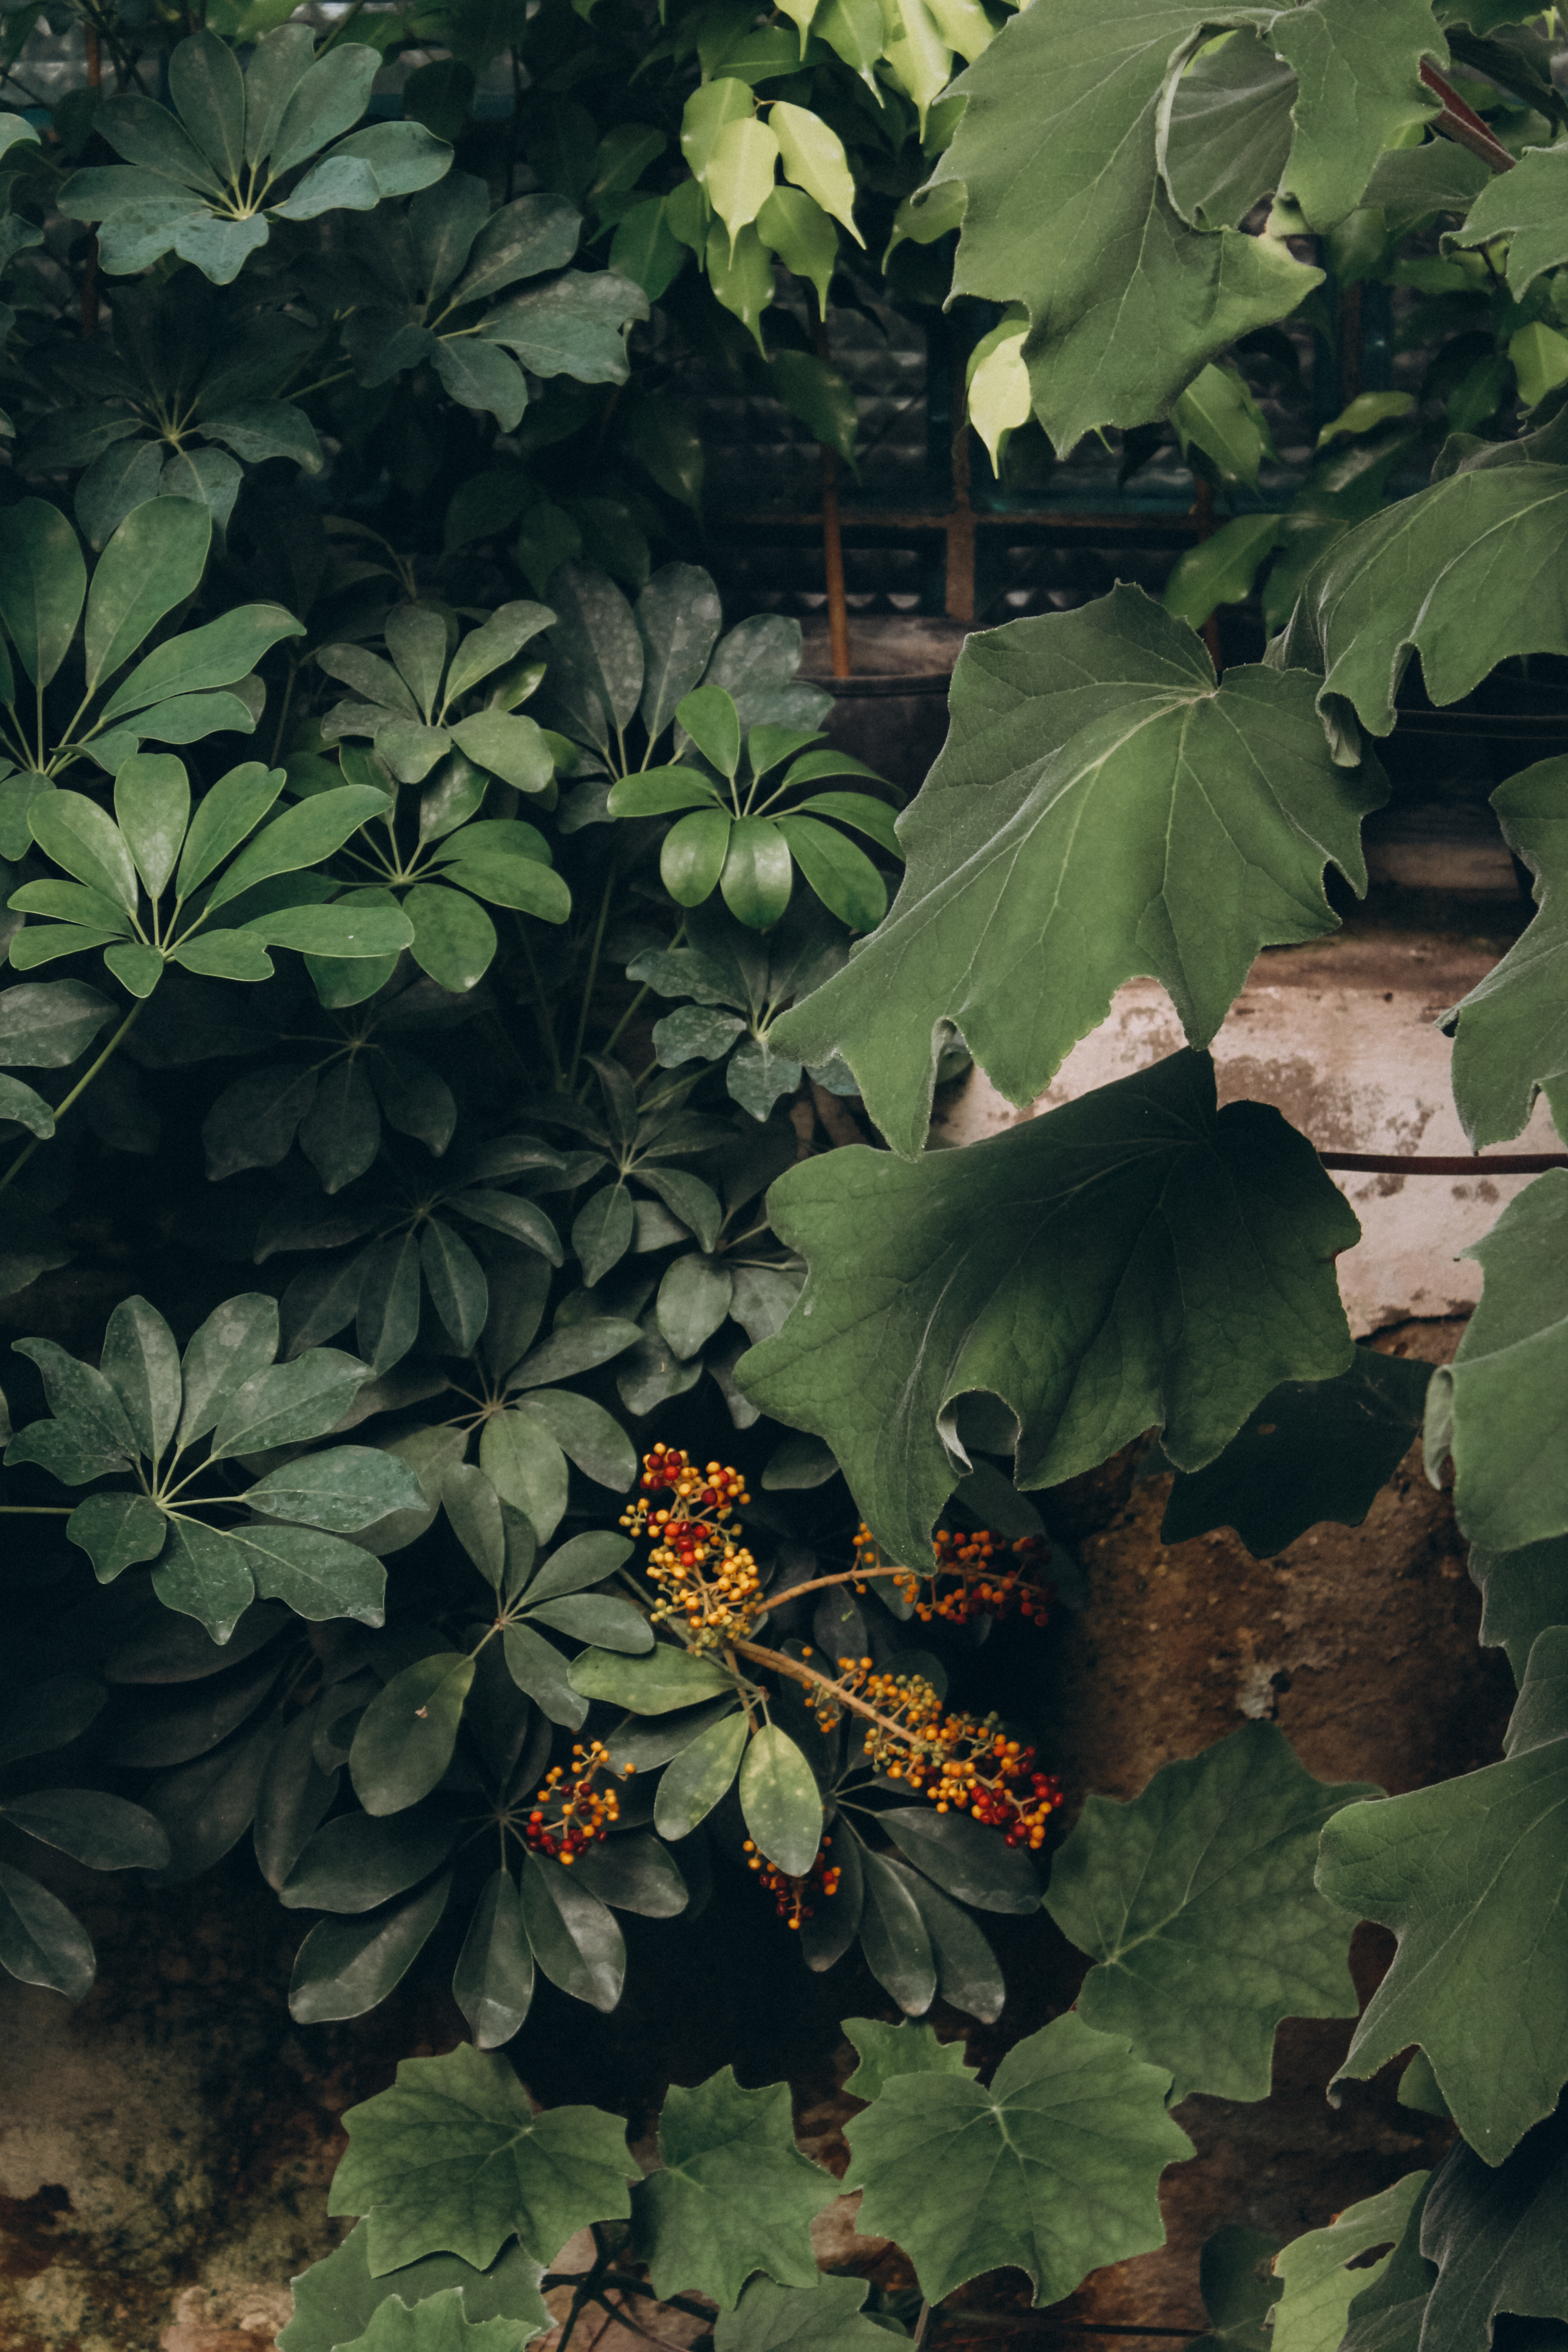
[99, 604, 304, 725]
[28, 791, 138, 913]
[771, 350, 858, 470]
[453, 1868, 535, 2050]
[332, 2042, 637, 2273]
[1191, 2224, 1282, 2352]
[771, 590, 1384, 1154]
[406, 883, 497, 993]
[113, 754, 189, 901]
[421, 1219, 489, 1353]
[843, 2010, 1193, 2305]
[1162, 31, 1295, 231]
[878, 1806, 1041, 1915]
[1452, 141, 1568, 299]
[654, 1710, 748, 1838]
[243, 1445, 423, 1532]
[206, 784, 391, 912]
[480, 272, 647, 383]
[930, 4, 1316, 453]
[1269, 2172, 1429, 2352]
[520, 1529, 634, 1603]
[0, 499, 88, 689]
[571, 1182, 634, 1287]
[332, 2287, 539, 2348]
[842, 2016, 975, 2102]
[741, 1050, 1357, 1567]
[231, 1524, 387, 1626]
[1163, 514, 1284, 632]
[178, 1292, 279, 1447]
[1442, 760, 1568, 1147]
[0, 978, 113, 1066]
[1472, 1538, 1568, 1686]
[100, 1294, 181, 1461]
[279, 2224, 550, 2352]
[350, 1652, 477, 1816]
[9, 1335, 139, 1471]
[774, 815, 885, 932]
[738, 1723, 822, 1877]
[631, 2069, 835, 2308]
[1274, 465, 1568, 745]
[66, 1489, 168, 1581]
[901, 1867, 1006, 2024]
[1418, 2109, 1568, 2352]
[517, 1850, 626, 2010]
[541, 563, 643, 754]
[175, 761, 286, 896]
[290, 1876, 452, 2024]
[0, 1788, 169, 1871]
[1161, 1348, 1432, 1555]
[0, 1075, 54, 1138]
[447, 713, 553, 794]
[502, 1622, 588, 1729]
[1044, 1722, 1378, 2102]
[1316, 1625, 1568, 2164]
[713, 2275, 901, 2352]
[757, 185, 837, 318]
[481, 1409, 567, 1545]
[209, 1347, 369, 1461]
[444, 603, 554, 704]
[83, 496, 212, 696]
[636, 565, 723, 739]
[677, 684, 742, 779]
[569, 1643, 734, 1714]
[450, 191, 580, 306]
[433, 339, 529, 433]
[857, 1845, 935, 2014]
[656, 1255, 734, 1360]
[1424, 1172, 1568, 1551]
[721, 817, 794, 931]
[283, 1809, 460, 1914]
[153, 1516, 257, 1645]
[0, 1859, 95, 1998]
[607, 767, 725, 819]
[662, 808, 733, 907]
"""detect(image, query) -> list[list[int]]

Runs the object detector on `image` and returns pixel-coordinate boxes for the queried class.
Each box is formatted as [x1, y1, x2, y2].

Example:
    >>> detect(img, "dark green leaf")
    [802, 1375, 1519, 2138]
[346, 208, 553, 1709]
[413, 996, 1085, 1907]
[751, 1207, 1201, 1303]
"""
[1191, 2224, 1282, 2352]
[636, 563, 723, 739]
[406, 883, 497, 993]
[209, 1347, 370, 1461]
[880, 1805, 1041, 1915]
[481, 1409, 567, 1545]
[524, 1529, 635, 1602]
[572, 1182, 635, 1287]
[450, 191, 581, 306]
[480, 270, 647, 382]
[844, 2011, 1193, 2305]
[233, 1524, 387, 1628]
[283, 1806, 461, 1913]
[713, 2275, 901, 2352]
[570, 1830, 687, 1917]
[738, 1723, 821, 1877]
[517, 1849, 626, 2010]
[290, 1875, 452, 2024]
[178, 1292, 279, 1447]
[541, 562, 643, 752]
[255, 1708, 340, 1892]
[0, 978, 114, 1066]
[330, 2040, 636, 2271]
[175, 761, 285, 896]
[0, 1859, 95, 1997]
[1, 1788, 170, 1870]
[153, 1517, 258, 1645]
[1162, 1348, 1432, 1554]
[1317, 1626, 1568, 2164]
[1419, 2107, 1568, 2352]
[901, 1866, 1007, 2023]
[842, 2016, 974, 2103]
[350, 1652, 477, 1816]
[99, 605, 304, 726]
[631, 2069, 835, 2307]
[1045, 1721, 1378, 2102]
[278, 2223, 549, 2352]
[66, 1491, 168, 1581]
[0, 499, 88, 688]
[142, 1715, 280, 1882]
[569, 1643, 734, 1714]
[773, 593, 1385, 1155]
[502, 1622, 589, 1729]
[654, 1710, 749, 1838]
[857, 1844, 935, 2015]
[742, 1050, 1357, 1567]
[453, 1868, 535, 2049]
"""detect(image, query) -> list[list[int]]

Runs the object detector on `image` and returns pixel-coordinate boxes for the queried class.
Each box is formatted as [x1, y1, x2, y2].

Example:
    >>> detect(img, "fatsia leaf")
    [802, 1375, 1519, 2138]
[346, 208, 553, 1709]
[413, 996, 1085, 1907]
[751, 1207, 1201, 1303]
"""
[841, 2016, 976, 2103]
[1452, 141, 1568, 299]
[1441, 759, 1568, 1147]
[928, 2, 1317, 453]
[329, 2043, 639, 2275]
[1424, 1171, 1568, 1552]
[772, 590, 1384, 1154]
[1161, 1347, 1432, 1555]
[1417, 2106, 1568, 2352]
[279, 2223, 550, 2352]
[1269, 2171, 1429, 2352]
[331, 2286, 538, 2348]
[843, 2011, 1192, 2306]
[630, 2069, 836, 2308]
[1043, 1722, 1378, 2102]
[741, 1050, 1357, 1567]
[1273, 465, 1568, 748]
[1316, 1625, 1568, 2164]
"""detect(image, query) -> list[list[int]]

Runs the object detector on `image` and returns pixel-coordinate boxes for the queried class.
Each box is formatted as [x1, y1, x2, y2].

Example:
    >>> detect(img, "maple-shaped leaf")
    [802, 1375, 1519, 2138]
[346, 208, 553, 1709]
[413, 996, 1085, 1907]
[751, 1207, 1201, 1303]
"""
[771, 590, 1385, 1159]
[280, 2222, 549, 2352]
[713, 2274, 907, 2350]
[1440, 757, 1568, 1148]
[842, 2012, 1192, 2307]
[1269, 2172, 1429, 2352]
[1419, 2103, 1568, 2351]
[740, 1050, 1356, 1567]
[1044, 1722, 1379, 2101]
[1316, 1627, 1568, 2164]
[329, 2043, 640, 2274]
[630, 2068, 837, 2309]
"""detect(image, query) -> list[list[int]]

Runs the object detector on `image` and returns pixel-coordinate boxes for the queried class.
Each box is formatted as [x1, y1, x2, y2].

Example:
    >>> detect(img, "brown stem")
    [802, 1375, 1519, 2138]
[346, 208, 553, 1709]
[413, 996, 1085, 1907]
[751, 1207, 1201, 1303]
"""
[814, 311, 852, 679]
[733, 1635, 918, 1743]
[1420, 59, 1516, 173]
[1319, 1151, 1568, 1174]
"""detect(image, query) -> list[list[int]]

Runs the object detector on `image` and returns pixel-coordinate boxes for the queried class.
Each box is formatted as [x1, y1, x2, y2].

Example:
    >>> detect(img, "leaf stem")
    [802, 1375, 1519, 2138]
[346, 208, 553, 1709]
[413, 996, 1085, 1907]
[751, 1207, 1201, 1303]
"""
[566, 871, 615, 1094]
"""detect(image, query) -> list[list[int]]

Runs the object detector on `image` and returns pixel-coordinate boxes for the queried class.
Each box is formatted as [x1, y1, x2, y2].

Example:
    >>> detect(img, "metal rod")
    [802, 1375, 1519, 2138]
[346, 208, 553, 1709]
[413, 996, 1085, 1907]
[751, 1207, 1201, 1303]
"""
[1319, 1151, 1568, 1175]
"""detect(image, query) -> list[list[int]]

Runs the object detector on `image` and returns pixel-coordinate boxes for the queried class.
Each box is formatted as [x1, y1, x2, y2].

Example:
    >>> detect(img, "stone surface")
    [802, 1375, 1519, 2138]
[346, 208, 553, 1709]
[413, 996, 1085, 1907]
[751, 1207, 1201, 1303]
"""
[933, 931, 1562, 1335]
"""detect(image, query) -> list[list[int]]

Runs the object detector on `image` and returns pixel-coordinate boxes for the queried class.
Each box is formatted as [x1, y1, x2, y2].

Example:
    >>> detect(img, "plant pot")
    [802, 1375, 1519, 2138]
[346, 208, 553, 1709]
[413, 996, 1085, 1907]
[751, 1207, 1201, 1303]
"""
[798, 614, 971, 794]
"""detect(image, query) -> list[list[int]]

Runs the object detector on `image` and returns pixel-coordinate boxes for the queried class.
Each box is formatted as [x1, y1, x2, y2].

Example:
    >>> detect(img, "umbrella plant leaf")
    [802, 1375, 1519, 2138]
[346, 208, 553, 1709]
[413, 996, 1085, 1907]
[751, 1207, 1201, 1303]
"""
[842, 2010, 1193, 2306]
[630, 2069, 836, 2308]
[350, 1652, 477, 1816]
[771, 589, 1386, 1155]
[740, 1049, 1358, 1567]
[1044, 1722, 1379, 2102]
[289, 1876, 452, 2025]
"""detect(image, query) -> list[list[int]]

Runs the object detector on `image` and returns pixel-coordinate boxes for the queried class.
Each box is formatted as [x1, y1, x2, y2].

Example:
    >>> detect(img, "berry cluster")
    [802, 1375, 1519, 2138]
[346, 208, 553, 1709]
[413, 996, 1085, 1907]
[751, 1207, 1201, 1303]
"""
[620, 1446, 763, 1650]
[822, 1658, 1063, 1852]
[523, 1739, 624, 1863]
[743, 1835, 842, 1929]
[853, 1521, 1055, 1628]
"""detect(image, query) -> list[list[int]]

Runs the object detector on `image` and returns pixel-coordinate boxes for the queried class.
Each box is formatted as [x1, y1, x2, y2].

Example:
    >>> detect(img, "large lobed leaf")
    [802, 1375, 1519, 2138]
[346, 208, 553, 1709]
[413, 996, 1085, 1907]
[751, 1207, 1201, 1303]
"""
[843, 2011, 1193, 2307]
[1440, 757, 1568, 1148]
[772, 590, 1385, 1157]
[1316, 1626, 1568, 2165]
[630, 2069, 837, 2308]
[740, 1050, 1358, 1566]
[330, 2042, 640, 2274]
[1045, 1722, 1379, 2101]
[280, 2222, 550, 2352]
